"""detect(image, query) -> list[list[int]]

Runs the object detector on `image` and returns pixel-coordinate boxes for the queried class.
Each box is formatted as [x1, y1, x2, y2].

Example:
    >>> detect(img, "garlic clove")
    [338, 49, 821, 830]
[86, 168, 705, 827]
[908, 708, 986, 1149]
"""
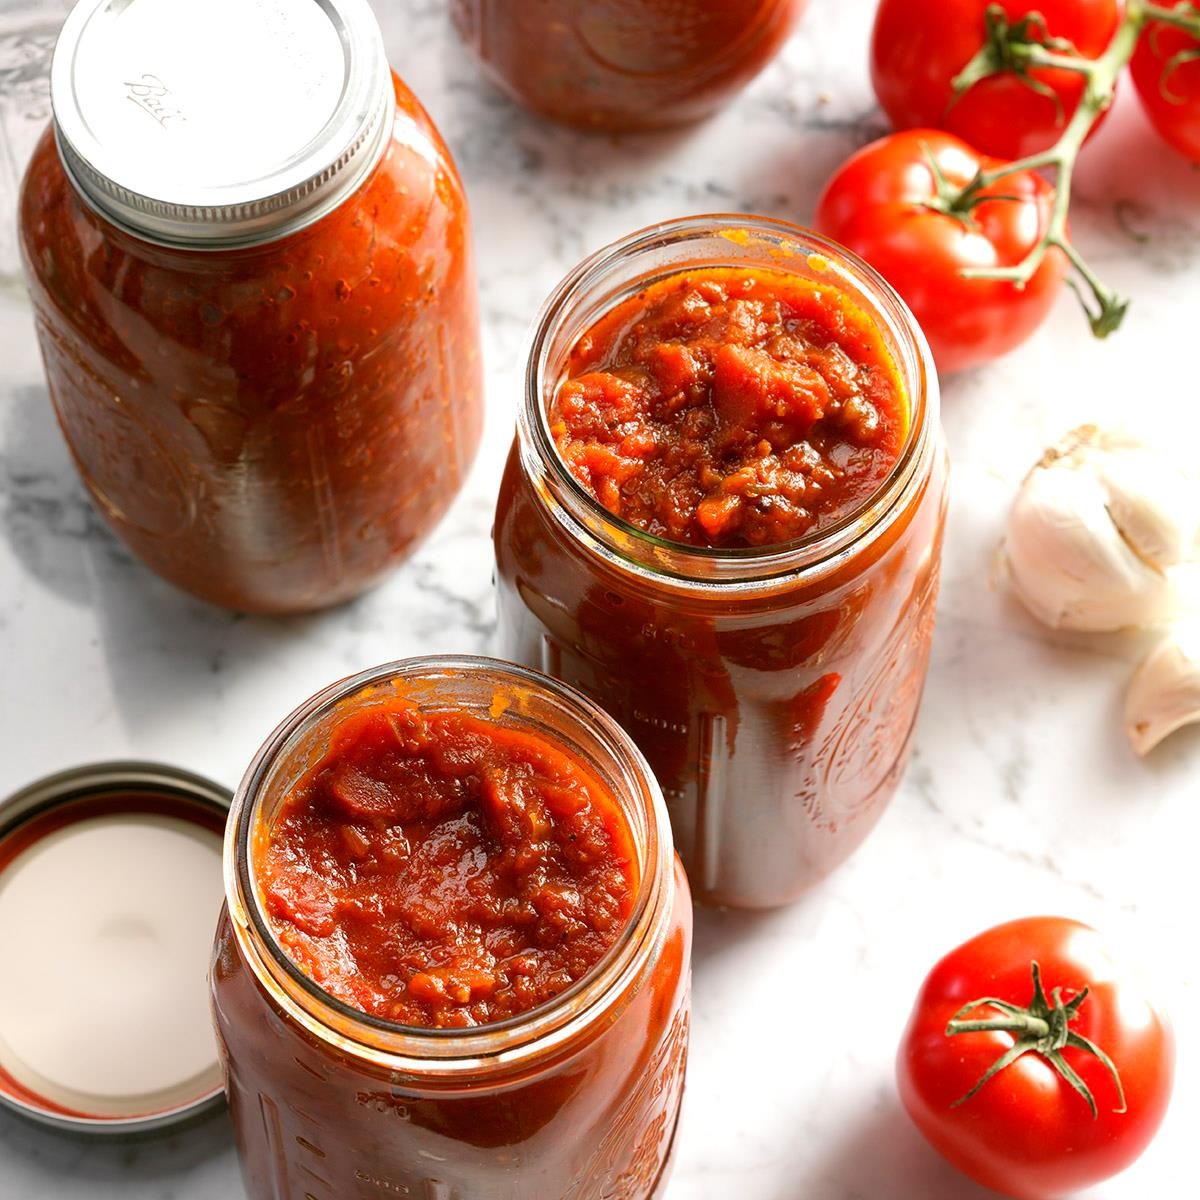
[1004, 425, 1199, 633]
[1096, 447, 1199, 570]
[1125, 622, 1200, 756]
[1166, 560, 1200, 614]
[1006, 456, 1175, 632]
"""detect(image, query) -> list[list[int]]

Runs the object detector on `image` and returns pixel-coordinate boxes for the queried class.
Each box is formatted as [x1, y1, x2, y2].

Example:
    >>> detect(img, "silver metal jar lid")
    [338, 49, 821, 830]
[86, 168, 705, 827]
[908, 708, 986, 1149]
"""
[0, 762, 232, 1136]
[50, 0, 394, 249]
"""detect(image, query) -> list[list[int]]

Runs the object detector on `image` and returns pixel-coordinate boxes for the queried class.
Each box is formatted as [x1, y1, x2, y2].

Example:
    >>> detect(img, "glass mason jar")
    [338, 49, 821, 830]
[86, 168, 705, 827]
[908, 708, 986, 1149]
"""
[450, 0, 805, 132]
[19, 0, 482, 613]
[211, 656, 692, 1200]
[494, 216, 949, 910]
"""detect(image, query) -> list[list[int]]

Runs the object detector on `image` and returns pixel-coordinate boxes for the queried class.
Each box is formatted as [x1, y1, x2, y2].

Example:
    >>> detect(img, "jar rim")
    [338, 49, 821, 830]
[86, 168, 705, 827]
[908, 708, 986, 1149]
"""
[225, 655, 674, 1074]
[519, 214, 940, 588]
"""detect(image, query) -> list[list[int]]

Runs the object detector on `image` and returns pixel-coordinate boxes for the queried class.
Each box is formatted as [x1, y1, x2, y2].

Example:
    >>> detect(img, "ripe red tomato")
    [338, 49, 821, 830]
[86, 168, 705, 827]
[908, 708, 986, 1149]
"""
[1131, 17, 1200, 162]
[898, 917, 1174, 1200]
[814, 129, 1065, 374]
[871, 0, 1122, 159]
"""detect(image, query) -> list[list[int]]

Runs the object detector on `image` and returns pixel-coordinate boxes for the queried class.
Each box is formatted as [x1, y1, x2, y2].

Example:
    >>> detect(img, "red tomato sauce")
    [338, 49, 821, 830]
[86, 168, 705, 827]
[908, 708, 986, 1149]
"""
[549, 267, 909, 548]
[451, 0, 804, 132]
[258, 701, 638, 1028]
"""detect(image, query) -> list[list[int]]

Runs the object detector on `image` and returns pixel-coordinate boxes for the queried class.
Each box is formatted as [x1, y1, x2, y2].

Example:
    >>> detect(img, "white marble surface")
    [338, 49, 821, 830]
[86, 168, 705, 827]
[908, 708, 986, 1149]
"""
[1, 1, 1197, 1196]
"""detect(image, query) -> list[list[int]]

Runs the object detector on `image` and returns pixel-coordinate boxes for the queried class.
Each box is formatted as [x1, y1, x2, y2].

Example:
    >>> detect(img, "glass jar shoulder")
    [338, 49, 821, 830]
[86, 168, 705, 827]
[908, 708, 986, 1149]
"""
[18, 75, 471, 382]
[495, 430, 948, 620]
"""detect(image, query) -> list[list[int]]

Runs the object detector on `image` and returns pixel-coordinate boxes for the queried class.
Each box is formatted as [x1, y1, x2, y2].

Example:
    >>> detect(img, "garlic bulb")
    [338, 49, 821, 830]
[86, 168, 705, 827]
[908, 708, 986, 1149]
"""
[1005, 426, 1200, 632]
[1126, 622, 1200, 755]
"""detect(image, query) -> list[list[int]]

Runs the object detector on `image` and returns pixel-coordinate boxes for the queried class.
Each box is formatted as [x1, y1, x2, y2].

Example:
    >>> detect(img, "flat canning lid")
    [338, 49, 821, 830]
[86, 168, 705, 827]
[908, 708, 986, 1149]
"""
[0, 761, 232, 1136]
[50, 0, 394, 248]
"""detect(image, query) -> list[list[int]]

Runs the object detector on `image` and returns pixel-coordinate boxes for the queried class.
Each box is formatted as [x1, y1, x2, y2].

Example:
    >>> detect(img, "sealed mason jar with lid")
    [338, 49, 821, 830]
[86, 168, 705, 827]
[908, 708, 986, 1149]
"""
[20, 0, 482, 613]
[451, 0, 805, 131]
[494, 216, 949, 910]
[211, 656, 691, 1200]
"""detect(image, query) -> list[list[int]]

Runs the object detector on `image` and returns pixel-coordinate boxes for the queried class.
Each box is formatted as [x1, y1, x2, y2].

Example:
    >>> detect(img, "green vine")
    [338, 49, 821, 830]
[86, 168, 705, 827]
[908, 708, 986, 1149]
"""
[940, 1, 1200, 337]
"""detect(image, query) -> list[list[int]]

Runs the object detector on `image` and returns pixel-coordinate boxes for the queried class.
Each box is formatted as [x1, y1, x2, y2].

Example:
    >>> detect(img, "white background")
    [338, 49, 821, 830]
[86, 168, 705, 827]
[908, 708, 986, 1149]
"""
[0, 1, 1195, 1197]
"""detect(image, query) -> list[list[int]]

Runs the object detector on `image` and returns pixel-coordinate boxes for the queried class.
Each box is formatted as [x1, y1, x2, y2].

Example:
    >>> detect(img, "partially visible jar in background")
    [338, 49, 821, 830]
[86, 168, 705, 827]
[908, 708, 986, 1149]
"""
[494, 216, 948, 909]
[212, 656, 691, 1200]
[450, 0, 805, 131]
[19, 0, 482, 613]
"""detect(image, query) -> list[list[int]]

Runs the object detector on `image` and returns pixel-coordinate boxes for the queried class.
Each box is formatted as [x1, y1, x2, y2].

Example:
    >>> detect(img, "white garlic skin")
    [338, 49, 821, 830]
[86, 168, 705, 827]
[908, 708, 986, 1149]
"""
[1126, 623, 1200, 756]
[1005, 426, 1200, 633]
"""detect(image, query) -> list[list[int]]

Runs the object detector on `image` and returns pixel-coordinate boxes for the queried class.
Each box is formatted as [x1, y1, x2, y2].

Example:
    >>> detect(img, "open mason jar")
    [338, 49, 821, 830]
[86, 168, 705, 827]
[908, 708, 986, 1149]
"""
[494, 216, 949, 909]
[19, 0, 482, 613]
[450, 0, 805, 131]
[211, 657, 691, 1200]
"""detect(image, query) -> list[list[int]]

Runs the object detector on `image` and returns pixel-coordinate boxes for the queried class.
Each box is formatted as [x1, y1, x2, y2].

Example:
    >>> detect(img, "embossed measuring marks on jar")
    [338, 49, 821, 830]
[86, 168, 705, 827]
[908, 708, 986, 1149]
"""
[46, 360, 196, 540]
[352, 1171, 453, 1198]
[254, 1090, 459, 1200]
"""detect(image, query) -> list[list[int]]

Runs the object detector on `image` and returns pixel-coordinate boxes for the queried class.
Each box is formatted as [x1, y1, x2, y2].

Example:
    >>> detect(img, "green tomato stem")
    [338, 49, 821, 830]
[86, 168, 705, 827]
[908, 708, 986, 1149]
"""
[943, 1, 1200, 337]
[1143, 2, 1200, 33]
[945, 962, 1127, 1119]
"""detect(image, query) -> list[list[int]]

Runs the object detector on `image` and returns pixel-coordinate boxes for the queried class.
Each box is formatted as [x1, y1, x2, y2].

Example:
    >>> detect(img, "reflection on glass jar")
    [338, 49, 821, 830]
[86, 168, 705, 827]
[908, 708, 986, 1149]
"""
[451, 0, 805, 131]
[19, 0, 482, 613]
[211, 657, 691, 1200]
[494, 216, 949, 909]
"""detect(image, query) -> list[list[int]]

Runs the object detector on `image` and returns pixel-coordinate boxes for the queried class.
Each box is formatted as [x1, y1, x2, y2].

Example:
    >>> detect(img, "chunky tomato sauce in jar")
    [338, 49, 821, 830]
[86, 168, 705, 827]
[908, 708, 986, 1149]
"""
[259, 699, 639, 1028]
[19, 0, 482, 613]
[551, 267, 909, 546]
[212, 657, 691, 1200]
[494, 217, 948, 909]
[450, 0, 805, 132]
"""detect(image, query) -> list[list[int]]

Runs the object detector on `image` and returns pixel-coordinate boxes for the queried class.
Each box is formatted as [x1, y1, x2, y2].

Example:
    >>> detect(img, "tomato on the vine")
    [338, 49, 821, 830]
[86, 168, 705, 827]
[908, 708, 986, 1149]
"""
[898, 917, 1174, 1200]
[871, 0, 1122, 159]
[815, 129, 1065, 374]
[1131, 15, 1200, 162]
